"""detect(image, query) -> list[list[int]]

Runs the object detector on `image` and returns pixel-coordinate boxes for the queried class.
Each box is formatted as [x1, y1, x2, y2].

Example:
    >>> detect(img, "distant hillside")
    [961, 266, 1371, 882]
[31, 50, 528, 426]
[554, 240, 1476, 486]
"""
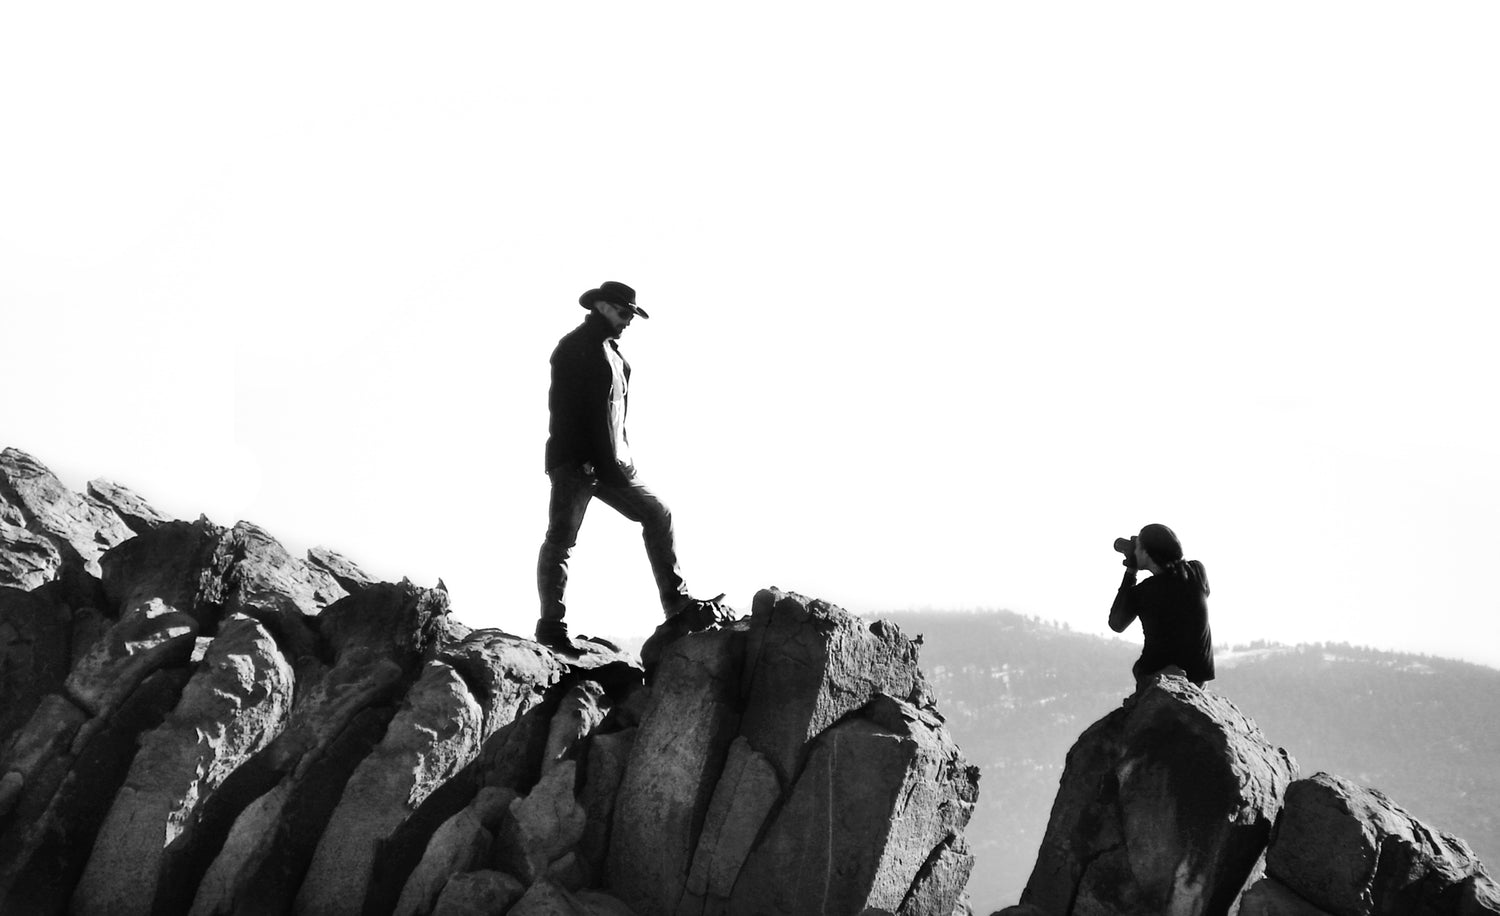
[877, 609, 1500, 914]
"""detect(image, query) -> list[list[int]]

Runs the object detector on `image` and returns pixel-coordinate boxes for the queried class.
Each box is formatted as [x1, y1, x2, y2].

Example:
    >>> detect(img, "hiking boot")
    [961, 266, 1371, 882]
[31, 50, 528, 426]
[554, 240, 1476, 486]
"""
[641, 594, 734, 679]
[535, 619, 582, 656]
[671, 593, 733, 633]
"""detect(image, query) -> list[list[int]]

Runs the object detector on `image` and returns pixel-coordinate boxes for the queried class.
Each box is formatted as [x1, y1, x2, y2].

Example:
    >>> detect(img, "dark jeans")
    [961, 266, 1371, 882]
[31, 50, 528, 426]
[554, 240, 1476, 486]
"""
[537, 466, 690, 623]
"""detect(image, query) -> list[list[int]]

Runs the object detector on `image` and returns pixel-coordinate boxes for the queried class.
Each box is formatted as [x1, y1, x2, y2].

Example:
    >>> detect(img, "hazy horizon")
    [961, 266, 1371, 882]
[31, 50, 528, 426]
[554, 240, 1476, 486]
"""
[5, 5, 1497, 666]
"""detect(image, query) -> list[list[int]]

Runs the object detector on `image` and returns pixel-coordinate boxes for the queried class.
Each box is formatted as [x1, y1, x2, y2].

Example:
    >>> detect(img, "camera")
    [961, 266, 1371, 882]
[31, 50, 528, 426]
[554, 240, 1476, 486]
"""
[1113, 536, 1137, 557]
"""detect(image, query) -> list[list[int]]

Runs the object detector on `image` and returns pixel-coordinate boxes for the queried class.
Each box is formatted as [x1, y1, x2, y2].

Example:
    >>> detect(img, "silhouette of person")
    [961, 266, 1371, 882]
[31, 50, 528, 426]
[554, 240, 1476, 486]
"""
[535, 281, 718, 654]
[1109, 523, 1215, 688]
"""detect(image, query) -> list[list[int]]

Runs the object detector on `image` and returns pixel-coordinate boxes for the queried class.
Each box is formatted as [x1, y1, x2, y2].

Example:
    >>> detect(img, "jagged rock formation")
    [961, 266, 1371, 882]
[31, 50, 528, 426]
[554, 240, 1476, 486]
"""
[1003, 677, 1500, 916]
[1238, 772, 1500, 915]
[610, 592, 978, 915]
[1016, 674, 1298, 916]
[0, 448, 134, 588]
[0, 447, 978, 915]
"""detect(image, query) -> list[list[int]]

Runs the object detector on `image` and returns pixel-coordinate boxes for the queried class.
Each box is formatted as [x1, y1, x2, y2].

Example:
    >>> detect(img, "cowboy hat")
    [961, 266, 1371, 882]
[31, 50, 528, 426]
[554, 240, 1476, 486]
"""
[578, 281, 649, 318]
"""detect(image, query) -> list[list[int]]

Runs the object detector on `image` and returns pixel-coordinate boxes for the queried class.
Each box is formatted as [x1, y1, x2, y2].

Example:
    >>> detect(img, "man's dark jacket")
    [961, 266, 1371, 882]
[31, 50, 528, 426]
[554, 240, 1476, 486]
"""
[545, 312, 634, 486]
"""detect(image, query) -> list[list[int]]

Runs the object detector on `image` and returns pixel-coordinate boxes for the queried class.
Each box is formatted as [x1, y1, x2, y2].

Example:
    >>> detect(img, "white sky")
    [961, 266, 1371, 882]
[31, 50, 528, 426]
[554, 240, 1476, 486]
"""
[4, 4, 1498, 667]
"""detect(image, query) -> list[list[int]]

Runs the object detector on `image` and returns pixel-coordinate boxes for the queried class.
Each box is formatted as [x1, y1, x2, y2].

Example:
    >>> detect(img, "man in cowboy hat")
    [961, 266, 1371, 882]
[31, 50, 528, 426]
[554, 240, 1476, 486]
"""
[536, 281, 722, 654]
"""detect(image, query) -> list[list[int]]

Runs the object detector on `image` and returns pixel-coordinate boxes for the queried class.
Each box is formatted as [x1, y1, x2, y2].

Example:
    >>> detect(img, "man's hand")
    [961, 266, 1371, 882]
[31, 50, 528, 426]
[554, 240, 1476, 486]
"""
[582, 462, 596, 477]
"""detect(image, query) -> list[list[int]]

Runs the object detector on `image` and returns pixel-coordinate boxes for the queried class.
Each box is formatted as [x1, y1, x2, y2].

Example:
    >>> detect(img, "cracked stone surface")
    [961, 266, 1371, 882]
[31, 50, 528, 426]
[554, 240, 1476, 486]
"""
[1245, 772, 1500, 916]
[1, 451, 980, 916]
[1021, 674, 1296, 916]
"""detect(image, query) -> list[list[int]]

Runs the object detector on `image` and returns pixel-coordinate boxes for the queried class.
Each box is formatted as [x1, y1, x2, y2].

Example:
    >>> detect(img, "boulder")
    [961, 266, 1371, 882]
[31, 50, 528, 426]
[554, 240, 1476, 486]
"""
[494, 760, 589, 885]
[357, 626, 572, 912]
[679, 736, 781, 911]
[727, 694, 978, 916]
[305, 545, 377, 594]
[901, 837, 978, 916]
[320, 579, 448, 667]
[201, 521, 344, 670]
[1020, 673, 1298, 916]
[295, 660, 483, 916]
[240, 641, 411, 779]
[0, 447, 133, 579]
[0, 521, 63, 590]
[97, 518, 340, 673]
[0, 595, 197, 849]
[548, 636, 648, 698]
[394, 786, 516, 916]
[608, 592, 977, 916]
[0, 667, 190, 912]
[475, 697, 564, 799]
[737, 587, 932, 785]
[578, 728, 635, 880]
[70, 614, 295, 916]
[64, 599, 199, 717]
[186, 651, 410, 915]
[441, 629, 568, 743]
[1246, 772, 1500, 916]
[120, 516, 335, 625]
[542, 680, 612, 773]
[98, 518, 222, 625]
[608, 625, 745, 914]
[206, 520, 347, 622]
[86, 478, 169, 535]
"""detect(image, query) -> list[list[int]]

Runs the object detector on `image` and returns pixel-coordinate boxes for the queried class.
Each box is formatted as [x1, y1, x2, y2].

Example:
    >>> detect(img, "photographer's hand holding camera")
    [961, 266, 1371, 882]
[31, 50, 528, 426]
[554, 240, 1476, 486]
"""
[1109, 523, 1214, 690]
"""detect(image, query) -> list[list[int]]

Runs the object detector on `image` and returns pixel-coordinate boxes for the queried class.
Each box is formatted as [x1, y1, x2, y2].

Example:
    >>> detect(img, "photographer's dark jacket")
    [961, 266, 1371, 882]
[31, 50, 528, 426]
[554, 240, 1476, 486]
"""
[545, 312, 636, 487]
[1110, 561, 1214, 686]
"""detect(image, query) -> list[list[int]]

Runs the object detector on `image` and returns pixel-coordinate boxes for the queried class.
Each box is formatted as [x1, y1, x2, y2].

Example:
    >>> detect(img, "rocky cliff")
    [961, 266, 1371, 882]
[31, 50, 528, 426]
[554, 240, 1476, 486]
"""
[0, 448, 979, 915]
[999, 675, 1500, 916]
[1238, 772, 1500, 916]
[1017, 675, 1297, 916]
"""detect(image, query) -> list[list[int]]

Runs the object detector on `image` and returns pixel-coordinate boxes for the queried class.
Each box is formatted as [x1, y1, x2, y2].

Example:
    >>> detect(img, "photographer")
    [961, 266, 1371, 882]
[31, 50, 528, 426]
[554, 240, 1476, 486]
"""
[1109, 523, 1215, 689]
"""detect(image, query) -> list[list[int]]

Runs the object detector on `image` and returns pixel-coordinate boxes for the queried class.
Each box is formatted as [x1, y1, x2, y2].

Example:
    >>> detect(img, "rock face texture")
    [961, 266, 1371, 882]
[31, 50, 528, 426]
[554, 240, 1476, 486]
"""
[608, 590, 979, 916]
[1009, 676, 1500, 916]
[1237, 772, 1500, 916]
[0, 448, 134, 585]
[0, 447, 978, 916]
[1019, 674, 1299, 916]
